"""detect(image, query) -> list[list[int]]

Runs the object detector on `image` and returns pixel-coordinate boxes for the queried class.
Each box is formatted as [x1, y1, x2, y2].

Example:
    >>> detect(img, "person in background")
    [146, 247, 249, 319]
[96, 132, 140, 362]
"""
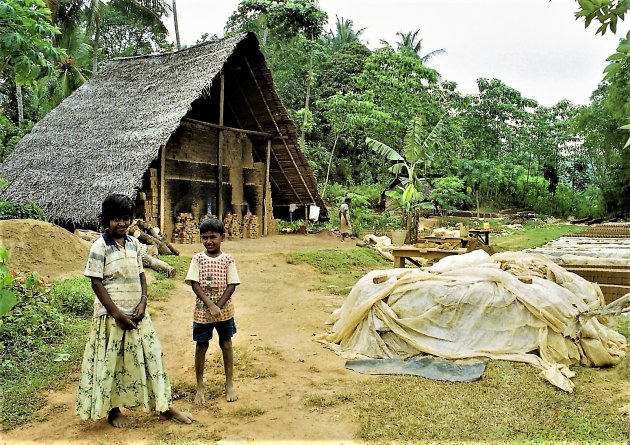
[339, 197, 352, 241]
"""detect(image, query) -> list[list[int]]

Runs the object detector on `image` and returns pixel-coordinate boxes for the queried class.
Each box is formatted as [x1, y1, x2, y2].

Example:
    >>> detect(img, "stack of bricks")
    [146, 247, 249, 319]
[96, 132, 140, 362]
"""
[198, 214, 216, 224]
[223, 214, 242, 239]
[140, 168, 159, 225]
[172, 213, 200, 244]
[242, 214, 259, 239]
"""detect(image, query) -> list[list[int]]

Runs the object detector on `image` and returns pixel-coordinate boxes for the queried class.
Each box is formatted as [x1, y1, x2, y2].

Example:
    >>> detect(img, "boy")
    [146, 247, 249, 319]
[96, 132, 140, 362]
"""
[185, 218, 240, 404]
[78, 194, 192, 427]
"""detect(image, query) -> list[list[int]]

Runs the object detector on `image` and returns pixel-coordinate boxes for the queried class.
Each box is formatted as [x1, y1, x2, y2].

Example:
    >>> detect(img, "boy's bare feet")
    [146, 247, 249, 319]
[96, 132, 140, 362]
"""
[108, 407, 130, 428]
[226, 383, 238, 402]
[194, 386, 206, 405]
[159, 407, 194, 424]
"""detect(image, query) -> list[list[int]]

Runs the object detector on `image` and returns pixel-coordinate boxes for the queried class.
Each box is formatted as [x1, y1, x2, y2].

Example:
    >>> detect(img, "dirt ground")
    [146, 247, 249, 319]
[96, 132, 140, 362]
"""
[1, 231, 371, 444]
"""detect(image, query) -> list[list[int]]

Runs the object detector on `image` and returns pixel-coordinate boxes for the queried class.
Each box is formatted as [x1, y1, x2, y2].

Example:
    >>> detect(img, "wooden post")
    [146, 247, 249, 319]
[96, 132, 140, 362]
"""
[263, 139, 271, 236]
[159, 144, 166, 236]
[217, 73, 225, 220]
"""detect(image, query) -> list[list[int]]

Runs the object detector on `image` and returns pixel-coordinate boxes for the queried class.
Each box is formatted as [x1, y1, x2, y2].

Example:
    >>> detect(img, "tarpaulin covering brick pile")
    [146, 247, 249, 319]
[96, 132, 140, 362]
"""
[320, 250, 627, 392]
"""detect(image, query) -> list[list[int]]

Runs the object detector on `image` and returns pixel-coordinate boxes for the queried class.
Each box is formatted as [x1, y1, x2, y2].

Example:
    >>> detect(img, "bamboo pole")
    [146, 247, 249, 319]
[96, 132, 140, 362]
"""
[183, 118, 285, 139]
[263, 139, 271, 236]
[159, 144, 166, 236]
[217, 73, 225, 220]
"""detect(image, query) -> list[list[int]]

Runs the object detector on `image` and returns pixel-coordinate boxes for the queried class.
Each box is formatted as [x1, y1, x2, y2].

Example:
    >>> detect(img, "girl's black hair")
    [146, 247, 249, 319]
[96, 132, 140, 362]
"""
[199, 218, 225, 235]
[100, 194, 134, 228]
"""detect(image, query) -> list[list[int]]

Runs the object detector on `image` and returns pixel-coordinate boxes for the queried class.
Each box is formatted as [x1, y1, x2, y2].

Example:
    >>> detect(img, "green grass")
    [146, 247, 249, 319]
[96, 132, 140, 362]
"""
[158, 255, 192, 278]
[286, 247, 390, 295]
[0, 318, 90, 430]
[146, 255, 191, 301]
[492, 222, 584, 252]
[351, 359, 629, 443]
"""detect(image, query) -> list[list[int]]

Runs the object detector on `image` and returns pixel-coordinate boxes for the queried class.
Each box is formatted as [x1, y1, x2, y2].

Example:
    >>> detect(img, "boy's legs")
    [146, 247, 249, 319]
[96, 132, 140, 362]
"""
[219, 337, 237, 402]
[194, 341, 209, 404]
[217, 318, 237, 402]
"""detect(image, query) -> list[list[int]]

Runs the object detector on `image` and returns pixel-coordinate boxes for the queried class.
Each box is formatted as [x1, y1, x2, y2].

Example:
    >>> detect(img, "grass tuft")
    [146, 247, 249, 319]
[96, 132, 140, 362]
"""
[234, 406, 265, 418]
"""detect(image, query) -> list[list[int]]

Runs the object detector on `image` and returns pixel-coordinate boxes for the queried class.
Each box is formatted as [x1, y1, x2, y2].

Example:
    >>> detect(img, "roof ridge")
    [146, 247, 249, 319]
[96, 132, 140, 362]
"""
[112, 32, 249, 62]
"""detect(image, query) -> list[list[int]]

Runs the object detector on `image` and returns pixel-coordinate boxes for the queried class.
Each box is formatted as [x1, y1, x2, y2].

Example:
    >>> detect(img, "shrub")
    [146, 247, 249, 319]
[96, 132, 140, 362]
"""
[0, 274, 65, 361]
[50, 277, 93, 317]
[0, 201, 47, 221]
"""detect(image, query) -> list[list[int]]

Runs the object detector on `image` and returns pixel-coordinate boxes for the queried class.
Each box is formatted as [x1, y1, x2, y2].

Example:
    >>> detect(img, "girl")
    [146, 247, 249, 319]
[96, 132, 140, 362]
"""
[76, 194, 192, 427]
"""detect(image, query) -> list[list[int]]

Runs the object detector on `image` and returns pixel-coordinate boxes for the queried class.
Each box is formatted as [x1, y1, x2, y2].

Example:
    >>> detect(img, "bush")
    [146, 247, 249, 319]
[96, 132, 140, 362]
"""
[50, 277, 93, 317]
[0, 201, 47, 221]
[0, 275, 65, 361]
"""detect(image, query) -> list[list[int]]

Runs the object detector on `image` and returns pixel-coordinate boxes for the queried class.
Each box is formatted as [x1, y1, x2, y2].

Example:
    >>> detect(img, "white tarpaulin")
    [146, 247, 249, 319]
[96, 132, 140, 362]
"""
[320, 250, 627, 392]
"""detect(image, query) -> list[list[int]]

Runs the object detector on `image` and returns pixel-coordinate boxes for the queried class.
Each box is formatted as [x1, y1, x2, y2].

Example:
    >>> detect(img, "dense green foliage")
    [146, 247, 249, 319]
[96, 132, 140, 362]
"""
[0, 274, 89, 428]
[0, 200, 47, 220]
[0, 274, 91, 361]
[2, 0, 629, 218]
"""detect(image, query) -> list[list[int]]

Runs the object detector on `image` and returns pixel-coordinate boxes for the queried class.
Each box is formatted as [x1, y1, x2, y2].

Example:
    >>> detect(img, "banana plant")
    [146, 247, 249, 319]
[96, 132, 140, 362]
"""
[366, 116, 444, 242]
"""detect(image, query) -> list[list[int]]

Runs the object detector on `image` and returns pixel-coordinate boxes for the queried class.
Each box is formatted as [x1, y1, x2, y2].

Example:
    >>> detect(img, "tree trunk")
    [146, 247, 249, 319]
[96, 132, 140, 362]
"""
[92, 22, 100, 75]
[16, 81, 23, 128]
[142, 253, 176, 277]
[172, 0, 181, 50]
[475, 189, 480, 219]
[133, 229, 174, 255]
[321, 134, 339, 199]
[300, 48, 313, 149]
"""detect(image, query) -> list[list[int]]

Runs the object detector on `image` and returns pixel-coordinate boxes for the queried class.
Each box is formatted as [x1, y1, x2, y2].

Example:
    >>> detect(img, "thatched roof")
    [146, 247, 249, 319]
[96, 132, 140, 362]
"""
[0, 32, 325, 226]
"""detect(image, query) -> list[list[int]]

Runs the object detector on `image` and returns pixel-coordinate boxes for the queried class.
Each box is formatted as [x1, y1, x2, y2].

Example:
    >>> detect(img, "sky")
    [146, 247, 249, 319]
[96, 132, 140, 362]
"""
[165, 0, 623, 106]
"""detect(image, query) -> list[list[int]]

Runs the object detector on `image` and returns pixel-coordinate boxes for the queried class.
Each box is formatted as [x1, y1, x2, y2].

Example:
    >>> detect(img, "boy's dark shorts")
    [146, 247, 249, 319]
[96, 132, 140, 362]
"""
[192, 318, 237, 343]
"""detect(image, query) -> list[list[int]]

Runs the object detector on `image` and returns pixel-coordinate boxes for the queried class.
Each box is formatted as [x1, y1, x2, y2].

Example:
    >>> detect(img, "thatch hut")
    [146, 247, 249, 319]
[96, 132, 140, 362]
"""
[0, 33, 325, 239]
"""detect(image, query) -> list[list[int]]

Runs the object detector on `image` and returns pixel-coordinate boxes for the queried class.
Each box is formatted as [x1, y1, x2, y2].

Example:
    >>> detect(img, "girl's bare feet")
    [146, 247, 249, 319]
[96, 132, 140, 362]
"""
[108, 407, 130, 428]
[159, 407, 194, 424]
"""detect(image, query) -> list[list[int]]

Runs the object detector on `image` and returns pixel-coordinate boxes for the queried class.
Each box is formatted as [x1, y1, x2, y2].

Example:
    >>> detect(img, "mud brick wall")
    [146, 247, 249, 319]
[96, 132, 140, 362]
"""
[162, 121, 262, 241]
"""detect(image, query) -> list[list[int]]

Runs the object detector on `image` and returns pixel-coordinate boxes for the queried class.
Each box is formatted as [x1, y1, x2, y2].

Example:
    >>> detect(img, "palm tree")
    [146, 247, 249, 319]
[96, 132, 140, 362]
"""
[90, 0, 170, 73]
[46, 0, 170, 74]
[396, 29, 445, 63]
[56, 27, 91, 97]
[325, 15, 365, 52]
[381, 28, 445, 65]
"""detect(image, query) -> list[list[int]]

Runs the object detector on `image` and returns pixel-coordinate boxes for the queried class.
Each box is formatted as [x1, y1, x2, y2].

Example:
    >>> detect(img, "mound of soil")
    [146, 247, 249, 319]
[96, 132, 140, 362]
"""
[0, 219, 91, 279]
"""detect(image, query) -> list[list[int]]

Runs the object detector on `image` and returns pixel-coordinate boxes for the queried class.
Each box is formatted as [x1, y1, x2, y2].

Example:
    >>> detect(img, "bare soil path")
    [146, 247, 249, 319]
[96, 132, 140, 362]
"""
[2, 233, 368, 445]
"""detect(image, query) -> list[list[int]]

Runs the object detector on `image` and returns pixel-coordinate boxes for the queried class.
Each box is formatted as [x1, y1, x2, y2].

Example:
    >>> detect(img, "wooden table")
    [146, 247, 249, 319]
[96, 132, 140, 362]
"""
[387, 246, 469, 268]
[468, 229, 491, 245]
[420, 236, 470, 249]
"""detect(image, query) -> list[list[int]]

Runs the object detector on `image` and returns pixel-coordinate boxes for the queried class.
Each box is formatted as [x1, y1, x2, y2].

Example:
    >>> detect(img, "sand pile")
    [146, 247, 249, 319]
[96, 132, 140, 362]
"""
[0, 219, 92, 279]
